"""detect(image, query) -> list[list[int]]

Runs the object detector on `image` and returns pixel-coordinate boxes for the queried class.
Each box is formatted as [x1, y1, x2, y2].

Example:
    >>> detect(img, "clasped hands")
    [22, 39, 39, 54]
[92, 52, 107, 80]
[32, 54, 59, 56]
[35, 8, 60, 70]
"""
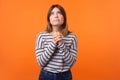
[52, 32, 63, 44]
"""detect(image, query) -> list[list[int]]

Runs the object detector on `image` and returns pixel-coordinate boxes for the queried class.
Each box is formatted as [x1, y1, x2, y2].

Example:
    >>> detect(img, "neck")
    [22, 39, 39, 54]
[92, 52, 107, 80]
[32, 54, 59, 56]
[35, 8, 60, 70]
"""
[52, 26, 61, 32]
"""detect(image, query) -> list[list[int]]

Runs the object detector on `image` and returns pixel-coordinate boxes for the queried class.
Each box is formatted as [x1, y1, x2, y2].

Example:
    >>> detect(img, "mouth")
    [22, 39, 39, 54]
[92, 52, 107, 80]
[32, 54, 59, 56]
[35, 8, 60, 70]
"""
[53, 19, 59, 21]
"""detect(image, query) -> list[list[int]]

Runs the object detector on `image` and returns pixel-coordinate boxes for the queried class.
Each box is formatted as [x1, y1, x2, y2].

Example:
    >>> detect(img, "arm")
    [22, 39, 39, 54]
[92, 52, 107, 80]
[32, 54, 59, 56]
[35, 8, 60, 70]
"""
[35, 33, 57, 67]
[57, 35, 78, 67]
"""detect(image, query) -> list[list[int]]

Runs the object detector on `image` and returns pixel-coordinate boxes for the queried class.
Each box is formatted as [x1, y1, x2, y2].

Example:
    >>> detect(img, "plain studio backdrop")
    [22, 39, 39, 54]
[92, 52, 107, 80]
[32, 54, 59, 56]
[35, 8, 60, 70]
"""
[0, 0, 120, 80]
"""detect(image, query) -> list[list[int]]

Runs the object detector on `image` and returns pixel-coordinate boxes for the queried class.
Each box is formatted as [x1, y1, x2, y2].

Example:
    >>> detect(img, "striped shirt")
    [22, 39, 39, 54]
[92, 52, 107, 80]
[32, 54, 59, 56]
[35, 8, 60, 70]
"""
[35, 32, 78, 73]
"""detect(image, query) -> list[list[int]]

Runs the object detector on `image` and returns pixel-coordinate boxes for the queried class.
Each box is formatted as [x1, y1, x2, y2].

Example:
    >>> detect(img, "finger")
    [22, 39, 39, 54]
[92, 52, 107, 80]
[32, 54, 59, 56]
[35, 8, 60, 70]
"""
[56, 37, 62, 41]
[57, 32, 62, 36]
[53, 32, 63, 39]
[58, 35, 63, 38]
[53, 34, 61, 39]
[53, 34, 58, 38]
[53, 32, 58, 37]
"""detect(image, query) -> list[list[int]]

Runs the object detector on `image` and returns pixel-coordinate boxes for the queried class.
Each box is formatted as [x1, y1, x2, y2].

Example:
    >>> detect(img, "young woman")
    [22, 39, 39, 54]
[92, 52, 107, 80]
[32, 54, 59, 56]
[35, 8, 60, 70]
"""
[35, 4, 78, 80]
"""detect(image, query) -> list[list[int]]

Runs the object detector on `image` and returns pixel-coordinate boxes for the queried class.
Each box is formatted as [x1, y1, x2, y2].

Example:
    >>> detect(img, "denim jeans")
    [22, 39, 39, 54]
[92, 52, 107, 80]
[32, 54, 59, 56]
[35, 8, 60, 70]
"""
[39, 69, 72, 80]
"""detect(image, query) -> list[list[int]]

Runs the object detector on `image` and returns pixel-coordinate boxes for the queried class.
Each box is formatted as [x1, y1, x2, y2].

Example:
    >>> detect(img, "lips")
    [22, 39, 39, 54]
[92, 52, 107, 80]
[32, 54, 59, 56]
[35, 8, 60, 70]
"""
[53, 19, 59, 21]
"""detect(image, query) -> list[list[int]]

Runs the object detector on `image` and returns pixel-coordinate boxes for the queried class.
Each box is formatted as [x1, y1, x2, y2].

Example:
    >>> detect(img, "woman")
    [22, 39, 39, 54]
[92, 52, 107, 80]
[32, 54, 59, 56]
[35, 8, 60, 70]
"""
[35, 4, 78, 80]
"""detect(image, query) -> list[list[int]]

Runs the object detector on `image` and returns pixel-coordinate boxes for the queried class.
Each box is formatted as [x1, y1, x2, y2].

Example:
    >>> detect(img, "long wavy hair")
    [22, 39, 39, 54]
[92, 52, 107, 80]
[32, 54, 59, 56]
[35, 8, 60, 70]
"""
[46, 4, 70, 36]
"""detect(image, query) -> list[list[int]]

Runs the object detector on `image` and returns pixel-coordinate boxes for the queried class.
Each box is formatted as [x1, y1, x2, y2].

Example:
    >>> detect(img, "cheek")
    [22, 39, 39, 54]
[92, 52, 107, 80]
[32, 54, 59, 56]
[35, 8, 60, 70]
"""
[49, 16, 53, 21]
[61, 17, 64, 23]
[49, 16, 54, 24]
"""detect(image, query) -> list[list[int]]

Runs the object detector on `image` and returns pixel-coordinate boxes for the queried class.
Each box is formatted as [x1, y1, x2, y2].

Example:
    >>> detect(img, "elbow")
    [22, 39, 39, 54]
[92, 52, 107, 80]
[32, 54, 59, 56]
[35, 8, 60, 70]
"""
[36, 58, 46, 67]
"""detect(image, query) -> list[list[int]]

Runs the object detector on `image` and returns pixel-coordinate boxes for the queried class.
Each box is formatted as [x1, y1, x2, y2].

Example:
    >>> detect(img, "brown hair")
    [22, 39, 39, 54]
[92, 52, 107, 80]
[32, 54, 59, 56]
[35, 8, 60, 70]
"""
[46, 4, 70, 36]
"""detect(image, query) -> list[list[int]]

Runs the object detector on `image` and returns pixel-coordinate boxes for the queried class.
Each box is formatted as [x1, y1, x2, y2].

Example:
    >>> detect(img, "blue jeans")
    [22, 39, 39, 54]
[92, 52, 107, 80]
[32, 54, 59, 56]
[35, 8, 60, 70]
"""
[39, 69, 72, 80]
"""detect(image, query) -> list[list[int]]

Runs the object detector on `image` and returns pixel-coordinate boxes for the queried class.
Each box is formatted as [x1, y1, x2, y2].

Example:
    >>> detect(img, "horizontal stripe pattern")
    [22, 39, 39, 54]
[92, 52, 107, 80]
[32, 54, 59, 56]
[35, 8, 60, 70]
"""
[35, 32, 78, 73]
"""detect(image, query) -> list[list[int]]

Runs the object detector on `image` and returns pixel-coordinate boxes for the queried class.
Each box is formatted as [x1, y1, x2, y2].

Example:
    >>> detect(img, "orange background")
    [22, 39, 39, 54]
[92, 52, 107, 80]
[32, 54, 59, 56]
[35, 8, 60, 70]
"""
[0, 0, 120, 80]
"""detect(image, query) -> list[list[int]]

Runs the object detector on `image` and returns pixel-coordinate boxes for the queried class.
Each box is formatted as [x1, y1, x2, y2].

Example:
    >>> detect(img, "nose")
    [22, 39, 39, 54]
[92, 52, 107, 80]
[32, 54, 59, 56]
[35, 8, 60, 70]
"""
[54, 13, 58, 18]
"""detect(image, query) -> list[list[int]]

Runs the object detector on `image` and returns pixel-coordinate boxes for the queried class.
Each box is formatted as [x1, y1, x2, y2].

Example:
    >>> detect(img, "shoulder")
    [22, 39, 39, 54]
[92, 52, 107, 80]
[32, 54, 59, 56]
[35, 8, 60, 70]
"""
[64, 32, 77, 42]
[37, 31, 47, 35]
[36, 31, 49, 39]
[36, 31, 49, 37]
[67, 32, 77, 39]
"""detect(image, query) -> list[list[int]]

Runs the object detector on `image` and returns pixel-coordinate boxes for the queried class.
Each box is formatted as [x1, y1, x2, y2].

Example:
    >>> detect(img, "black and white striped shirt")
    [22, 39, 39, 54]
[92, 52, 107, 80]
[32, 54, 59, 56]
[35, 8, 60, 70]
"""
[35, 32, 78, 73]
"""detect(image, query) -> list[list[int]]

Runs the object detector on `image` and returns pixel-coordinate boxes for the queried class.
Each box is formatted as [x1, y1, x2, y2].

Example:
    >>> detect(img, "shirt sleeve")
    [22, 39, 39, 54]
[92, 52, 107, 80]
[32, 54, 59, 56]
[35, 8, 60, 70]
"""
[57, 34, 78, 67]
[35, 33, 57, 67]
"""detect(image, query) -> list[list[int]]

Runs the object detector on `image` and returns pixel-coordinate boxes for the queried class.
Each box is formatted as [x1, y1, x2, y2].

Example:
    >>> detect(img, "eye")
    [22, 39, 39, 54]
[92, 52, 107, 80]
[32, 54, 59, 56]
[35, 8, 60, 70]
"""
[57, 11, 62, 14]
[50, 12, 54, 15]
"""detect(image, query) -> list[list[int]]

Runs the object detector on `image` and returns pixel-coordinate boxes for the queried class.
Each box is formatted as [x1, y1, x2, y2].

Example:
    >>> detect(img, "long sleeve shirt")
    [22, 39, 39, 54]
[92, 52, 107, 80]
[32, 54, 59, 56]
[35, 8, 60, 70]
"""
[35, 32, 78, 73]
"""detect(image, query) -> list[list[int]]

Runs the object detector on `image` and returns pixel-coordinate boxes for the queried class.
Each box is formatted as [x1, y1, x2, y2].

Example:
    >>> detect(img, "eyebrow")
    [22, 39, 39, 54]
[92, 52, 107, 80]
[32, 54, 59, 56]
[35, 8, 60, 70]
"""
[51, 10, 61, 13]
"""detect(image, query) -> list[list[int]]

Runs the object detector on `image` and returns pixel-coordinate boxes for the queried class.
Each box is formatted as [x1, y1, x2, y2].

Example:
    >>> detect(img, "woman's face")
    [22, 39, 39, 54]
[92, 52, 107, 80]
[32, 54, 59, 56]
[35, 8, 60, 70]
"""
[49, 7, 64, 27]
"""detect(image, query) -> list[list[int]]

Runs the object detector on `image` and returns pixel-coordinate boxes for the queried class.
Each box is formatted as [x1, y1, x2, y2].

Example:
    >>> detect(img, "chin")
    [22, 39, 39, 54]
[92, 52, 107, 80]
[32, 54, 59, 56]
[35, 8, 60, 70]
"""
[52, 23, 61, 26]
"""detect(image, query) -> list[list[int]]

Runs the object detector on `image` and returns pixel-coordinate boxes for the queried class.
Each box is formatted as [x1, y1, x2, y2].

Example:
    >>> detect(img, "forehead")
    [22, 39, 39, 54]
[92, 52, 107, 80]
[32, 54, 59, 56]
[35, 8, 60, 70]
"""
[51, 7, 61, 12]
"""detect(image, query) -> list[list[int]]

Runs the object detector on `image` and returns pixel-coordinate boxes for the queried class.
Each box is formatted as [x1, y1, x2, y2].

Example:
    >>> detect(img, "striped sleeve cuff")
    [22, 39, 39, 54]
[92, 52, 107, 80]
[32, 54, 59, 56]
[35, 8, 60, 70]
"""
[57, 42, 66, 50]
[45, 41, 57, 54]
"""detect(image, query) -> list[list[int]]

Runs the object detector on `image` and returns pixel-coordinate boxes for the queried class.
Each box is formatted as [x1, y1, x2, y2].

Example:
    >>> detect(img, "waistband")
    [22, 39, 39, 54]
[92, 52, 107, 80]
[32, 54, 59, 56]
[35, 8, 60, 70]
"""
[41, 68, 71, 75]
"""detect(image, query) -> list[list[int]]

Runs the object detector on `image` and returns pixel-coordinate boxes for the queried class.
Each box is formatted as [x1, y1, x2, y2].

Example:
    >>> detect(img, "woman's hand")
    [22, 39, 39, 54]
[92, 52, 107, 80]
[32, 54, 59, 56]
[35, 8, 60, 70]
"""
[52, 32, 63, 44]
